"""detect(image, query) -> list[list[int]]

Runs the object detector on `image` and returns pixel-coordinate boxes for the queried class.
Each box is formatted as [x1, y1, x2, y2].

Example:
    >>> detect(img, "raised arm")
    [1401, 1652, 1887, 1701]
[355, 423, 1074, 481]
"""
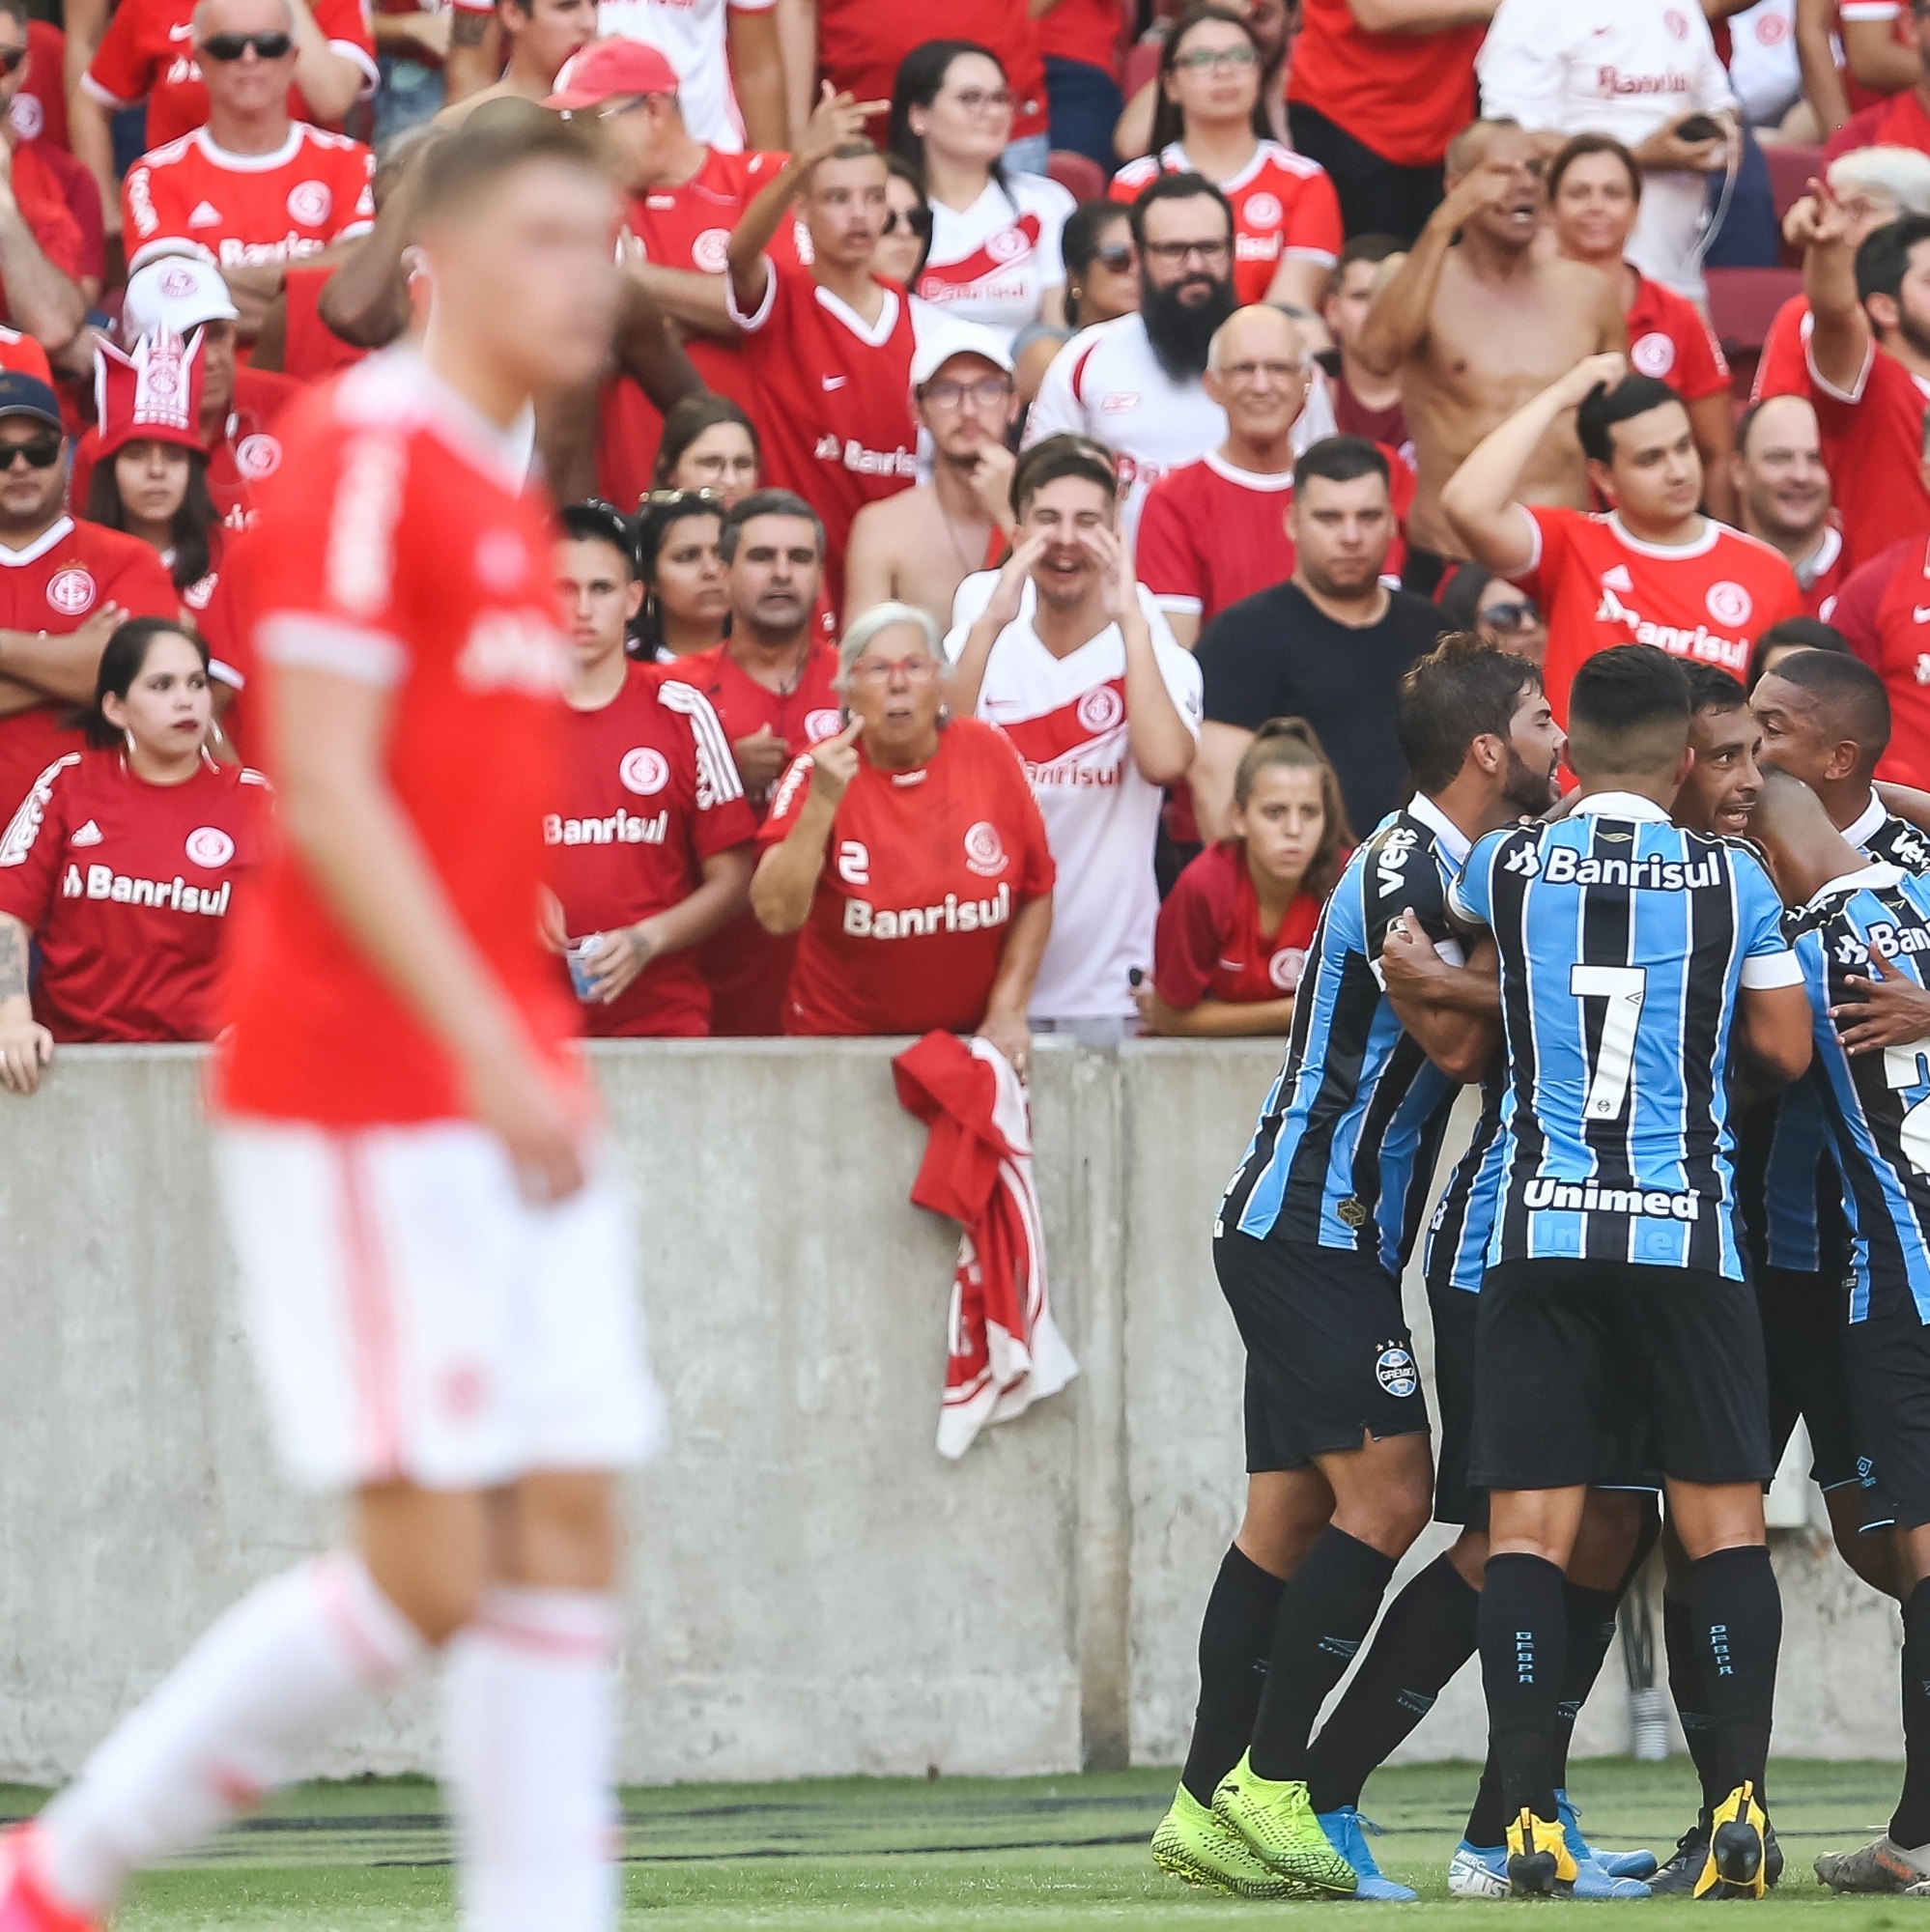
[1794, 0, 1850, 132]
[1354, 162, 1502, 377]
[1792, 177, 1871, 397]
[286, 0, 367, 124]
[1095, 530, 1194, 785]
[948, 536, 1045, 720]
[749, 723, 860, 933]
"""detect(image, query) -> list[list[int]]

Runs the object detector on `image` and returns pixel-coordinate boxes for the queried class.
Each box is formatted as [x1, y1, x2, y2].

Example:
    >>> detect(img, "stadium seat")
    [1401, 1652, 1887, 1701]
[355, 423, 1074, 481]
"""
[1048, 150, 1107, 202]
[1762, 141, 1824, 223]
[1704, 265, 1802, 359]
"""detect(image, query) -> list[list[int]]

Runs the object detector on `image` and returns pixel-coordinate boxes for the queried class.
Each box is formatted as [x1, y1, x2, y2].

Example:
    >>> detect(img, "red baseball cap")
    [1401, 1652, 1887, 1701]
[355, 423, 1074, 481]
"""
[546, 39, 681, 110]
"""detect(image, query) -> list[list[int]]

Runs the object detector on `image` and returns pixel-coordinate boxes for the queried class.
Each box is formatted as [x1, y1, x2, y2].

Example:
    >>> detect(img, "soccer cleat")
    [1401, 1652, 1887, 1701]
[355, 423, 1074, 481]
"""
[1556, 1787, 1659, 1880]
[1647, 1824, 1709, 1895]
[1448, 1841, 1510, 1899]
[1210, 1753, 1358, 1896]
[1766, 1822, 1784, 1889]
[1149, 1785, 1299, 1899]
[1695, 1781, 1769, 1899]
[1318, 1806, 1417, 1901]
[1506, 1807, 1580, 1897]
[1814, 1834, 1930, 1894]
[0, 1830, 99, 1932]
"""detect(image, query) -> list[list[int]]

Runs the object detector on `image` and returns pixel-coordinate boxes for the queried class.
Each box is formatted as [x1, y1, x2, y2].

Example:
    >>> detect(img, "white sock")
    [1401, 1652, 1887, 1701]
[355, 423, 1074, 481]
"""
[37, 1552, 425, 1914]
[442, 1586, 620, 1932]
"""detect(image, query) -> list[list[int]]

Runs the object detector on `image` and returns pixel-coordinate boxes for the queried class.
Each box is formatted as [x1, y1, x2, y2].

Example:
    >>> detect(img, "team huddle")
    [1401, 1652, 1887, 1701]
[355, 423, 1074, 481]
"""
[1154, 634, 1930, 1904]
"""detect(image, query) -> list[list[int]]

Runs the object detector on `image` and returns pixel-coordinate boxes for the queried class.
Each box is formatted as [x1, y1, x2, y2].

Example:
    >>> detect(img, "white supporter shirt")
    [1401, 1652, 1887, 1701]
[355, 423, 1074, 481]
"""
[945, 573, 1204, 1020]
[920, 173, 1076, 345]
[597, 0, 771, 150]
[1477, 0, 1736, 298]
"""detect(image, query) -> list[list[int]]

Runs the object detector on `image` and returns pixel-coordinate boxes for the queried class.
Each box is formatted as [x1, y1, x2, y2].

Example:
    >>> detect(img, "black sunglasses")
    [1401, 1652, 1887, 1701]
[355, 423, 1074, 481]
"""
[0, 47, 25, 73]
[198, 31, 294, 59]
[882, 206, 932, 239]
[0, 434, 63, 469]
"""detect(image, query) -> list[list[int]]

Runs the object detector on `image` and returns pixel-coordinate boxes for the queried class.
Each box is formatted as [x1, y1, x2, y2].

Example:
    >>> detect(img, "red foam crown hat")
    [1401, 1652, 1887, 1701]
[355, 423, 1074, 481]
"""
[93, 326, 206, 462]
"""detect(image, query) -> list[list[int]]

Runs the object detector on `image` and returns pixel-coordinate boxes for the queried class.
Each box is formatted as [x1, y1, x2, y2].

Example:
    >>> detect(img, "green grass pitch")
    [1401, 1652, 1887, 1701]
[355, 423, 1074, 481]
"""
[11, 1756, 1930, 1928]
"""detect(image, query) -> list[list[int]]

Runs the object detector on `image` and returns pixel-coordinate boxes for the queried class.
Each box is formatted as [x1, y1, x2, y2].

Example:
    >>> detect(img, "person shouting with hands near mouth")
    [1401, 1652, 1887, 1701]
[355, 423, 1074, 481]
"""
[946, 435, 1201, 1043]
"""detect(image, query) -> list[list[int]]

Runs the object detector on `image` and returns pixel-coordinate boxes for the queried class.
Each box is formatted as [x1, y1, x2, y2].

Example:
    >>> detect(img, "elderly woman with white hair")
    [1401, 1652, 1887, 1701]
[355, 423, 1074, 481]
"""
[750, 601, 1056, 1069]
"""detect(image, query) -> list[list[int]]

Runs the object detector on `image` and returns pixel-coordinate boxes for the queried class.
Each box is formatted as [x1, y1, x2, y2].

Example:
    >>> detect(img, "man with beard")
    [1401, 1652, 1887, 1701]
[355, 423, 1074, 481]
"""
[1026, 172, 1331, 539]
[1732, 396, 1849, 621]
[1190, 437, 1441, 840]
[1354, 120, 1626, 592]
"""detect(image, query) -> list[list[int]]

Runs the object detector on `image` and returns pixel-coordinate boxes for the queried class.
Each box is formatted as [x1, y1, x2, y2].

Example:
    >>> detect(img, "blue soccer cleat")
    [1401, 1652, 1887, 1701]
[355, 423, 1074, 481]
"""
[1556, 1787, 1658, 1881]
[1318, 1807, 1417, 1901]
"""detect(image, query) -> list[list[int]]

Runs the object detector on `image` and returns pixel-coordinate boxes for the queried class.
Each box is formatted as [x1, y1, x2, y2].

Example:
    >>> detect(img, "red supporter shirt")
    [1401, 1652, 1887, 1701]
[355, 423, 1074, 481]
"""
[1518, 506, 1805, 724]
[1109, 143, 1341, 306]
[1824, 532, 1930, 787]
[1035, 0, 1115, 69]
[123, 125, 376, 275]
[1825, 84, 1930, 165]
[758, 716, 1055, 1036]
[83, 0, 375, 150]
[1627, 270, 1730, 401]
[1801, 524, 1852, 619]
[727, 260, 922, 609]
[215, 351, 583, 1127]
[12, 19, 68, 150]
[818, 0, 1046, 142]
[197, 521, 260, 759]
[1152, 838, 1320, 1009]
[0, 518, 180, 822]
[0, 326, 51, 384]
[1809, 337, 1930, 573]
[0, 747, 265, 1040]
[279, 261, 366, 383]
[1134, 446, 1414, 627]
[1285, 0, 1483, 168]
[546, 664, 756, 1038]
[661, 636, 842, 1034]
[1751, 294, 1811, 403]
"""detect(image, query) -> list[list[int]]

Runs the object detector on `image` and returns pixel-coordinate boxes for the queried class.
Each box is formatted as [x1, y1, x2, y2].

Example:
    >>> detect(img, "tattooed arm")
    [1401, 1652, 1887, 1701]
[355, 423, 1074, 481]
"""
[0, 913, 51, 1096]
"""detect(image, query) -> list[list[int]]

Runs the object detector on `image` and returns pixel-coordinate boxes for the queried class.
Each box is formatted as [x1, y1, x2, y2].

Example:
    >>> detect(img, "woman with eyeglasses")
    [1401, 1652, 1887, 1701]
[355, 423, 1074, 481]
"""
[649, 394, 762, 509]
[751, 601, 1055, 1067]
[633, 492, 730, 662]
[891, 39, 1077, 344]
[874, 156, 936, 290]
[1107, 3, 1337, 309]
[1435, 562, 1547, 669]
[1114, 0, 1294, 160]
[1013, 200, 1139, 409]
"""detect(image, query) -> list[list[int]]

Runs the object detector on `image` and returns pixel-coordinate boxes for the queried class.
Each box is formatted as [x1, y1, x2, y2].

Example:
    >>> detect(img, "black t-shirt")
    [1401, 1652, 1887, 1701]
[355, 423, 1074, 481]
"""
[1197, 580, 1441, 836]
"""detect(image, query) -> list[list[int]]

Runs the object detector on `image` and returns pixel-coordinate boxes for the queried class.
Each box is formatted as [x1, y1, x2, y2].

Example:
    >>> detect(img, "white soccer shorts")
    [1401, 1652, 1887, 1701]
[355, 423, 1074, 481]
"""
[213, 1119, 667, 1493]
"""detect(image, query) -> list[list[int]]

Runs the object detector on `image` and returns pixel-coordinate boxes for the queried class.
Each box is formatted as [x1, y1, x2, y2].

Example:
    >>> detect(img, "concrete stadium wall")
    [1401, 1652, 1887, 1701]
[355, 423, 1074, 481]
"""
[0, 1041, 1904, 1787]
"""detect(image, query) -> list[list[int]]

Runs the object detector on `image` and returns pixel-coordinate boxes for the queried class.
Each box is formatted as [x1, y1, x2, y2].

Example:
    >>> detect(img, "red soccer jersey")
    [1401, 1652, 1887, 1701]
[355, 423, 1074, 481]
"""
[1751, 294, 1810, 403]
[1109, 143, 1341, 306]
[1518, 506, 1805, 724]
[83, 0, 375, 151]
[818, 0, 1046, 142]
[1285, 0, 1483, 168]
[728, 261, 922, 609]
[279, 261, 366, 383]
[547, 664, 756, 1038]
[0, 747, 265, 1040]
[1810, 337, 1930, 573]
[1153, 838, 1320, 1009]
[758, 716, 1055, 1037]
[123, 125, 375, 275]
[0, 518, 180, 822]
[215, 350, 583, 1128]
[1823, 532, 1930, 787]
[1627, 270, 1730, 401]
[661, 636, 841, 1035]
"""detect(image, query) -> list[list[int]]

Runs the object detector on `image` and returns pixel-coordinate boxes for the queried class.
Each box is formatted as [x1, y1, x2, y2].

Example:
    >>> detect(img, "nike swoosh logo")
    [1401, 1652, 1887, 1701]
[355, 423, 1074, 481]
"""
[167, 23, 194, 38]
[821, 375, 846, 390]
[1914, 606, 1930, 623]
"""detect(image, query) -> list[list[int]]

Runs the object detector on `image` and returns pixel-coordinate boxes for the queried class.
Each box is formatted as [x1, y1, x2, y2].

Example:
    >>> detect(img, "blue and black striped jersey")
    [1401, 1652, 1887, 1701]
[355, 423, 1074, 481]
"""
[1450, 792, 1800, 1279]
[1423, 1065, 1504, 1296]
[1221, 796, 1469, 1275]
[1786, 863, 1930, 1323]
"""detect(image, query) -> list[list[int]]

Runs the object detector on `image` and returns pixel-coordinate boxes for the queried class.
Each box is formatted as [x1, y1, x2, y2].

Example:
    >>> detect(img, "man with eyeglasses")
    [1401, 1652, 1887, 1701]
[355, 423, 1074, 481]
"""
[120, 0, 375, 307]
[1027, 171, 1252, 541]
[77, 0, 371, 248]
[844, 324, 1019, 629]
[0, 370, 177, 825]
[1731, 395, 1850, 620]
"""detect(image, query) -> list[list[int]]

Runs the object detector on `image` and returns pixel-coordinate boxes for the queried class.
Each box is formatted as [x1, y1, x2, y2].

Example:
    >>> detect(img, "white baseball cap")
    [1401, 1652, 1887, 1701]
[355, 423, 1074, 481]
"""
[123, 255, 241, 339]
[910, 319, 1015, 389]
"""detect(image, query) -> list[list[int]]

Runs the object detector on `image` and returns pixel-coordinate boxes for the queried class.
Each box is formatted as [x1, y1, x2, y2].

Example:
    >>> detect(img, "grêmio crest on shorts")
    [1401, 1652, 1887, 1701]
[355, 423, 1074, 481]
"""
[1221, 796, 1469, 1277]
[1449, 793, 1799, 1280]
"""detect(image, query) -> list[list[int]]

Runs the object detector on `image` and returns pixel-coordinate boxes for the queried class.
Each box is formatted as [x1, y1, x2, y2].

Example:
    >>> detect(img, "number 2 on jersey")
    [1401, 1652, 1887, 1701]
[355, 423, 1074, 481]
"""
[1883, 1043, 1930, 1176]
[1571, 964, 1647, 1122]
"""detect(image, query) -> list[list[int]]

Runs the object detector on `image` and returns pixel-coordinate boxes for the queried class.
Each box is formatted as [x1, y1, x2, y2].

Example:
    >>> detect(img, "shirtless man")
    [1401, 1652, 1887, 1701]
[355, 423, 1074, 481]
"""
[842, 330, 1017, 626]
[1355, 118, 1625, 583]
[434, 0, 594, 125]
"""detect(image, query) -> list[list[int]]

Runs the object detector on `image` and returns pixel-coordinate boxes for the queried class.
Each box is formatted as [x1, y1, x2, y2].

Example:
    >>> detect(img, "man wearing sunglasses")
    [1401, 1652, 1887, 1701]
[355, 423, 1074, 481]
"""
[0, 370, 178, 827]
[120, 0, 375, 319]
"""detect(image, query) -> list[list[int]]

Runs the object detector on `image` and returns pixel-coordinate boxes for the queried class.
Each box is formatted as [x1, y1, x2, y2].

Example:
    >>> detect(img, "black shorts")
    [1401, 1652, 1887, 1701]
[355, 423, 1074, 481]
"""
[1757, 1266, 1872, 1496]
[1470, 1259, 1773, 1492]
[1428, 1277, 1485, 1528]
[1844, 1292, 1930, 1530]
[1216, 1231, 1432, 1474]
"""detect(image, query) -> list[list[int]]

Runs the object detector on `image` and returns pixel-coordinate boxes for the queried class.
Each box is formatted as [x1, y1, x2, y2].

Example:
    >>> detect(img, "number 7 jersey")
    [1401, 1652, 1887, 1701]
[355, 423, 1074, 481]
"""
[1450, 791, 1800, 1278]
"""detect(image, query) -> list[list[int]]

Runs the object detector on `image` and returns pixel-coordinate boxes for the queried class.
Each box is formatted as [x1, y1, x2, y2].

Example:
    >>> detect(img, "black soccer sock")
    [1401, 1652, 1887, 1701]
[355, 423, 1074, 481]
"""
[1464, 1750, 1508, 1849]
[1478, 1551, 1567, 1825]
[1690, 1544, 1781, 1804]
[1246, 1527, 1397, 1783]
[1304, 1553, 1480, 1813]
[1179, 1544, 1288, 1805]
[1550, 1581, 1622, 1796]
[1889, 1580, 1930, 1849]
[1663, 1589, 1720, 1820]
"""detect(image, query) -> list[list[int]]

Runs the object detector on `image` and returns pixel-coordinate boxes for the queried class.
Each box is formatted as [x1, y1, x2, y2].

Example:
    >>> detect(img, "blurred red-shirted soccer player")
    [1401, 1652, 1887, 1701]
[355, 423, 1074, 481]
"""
[547, 499, 754, 1036]
[0, 104, 666, 1932]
